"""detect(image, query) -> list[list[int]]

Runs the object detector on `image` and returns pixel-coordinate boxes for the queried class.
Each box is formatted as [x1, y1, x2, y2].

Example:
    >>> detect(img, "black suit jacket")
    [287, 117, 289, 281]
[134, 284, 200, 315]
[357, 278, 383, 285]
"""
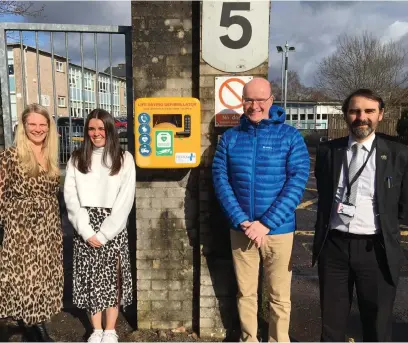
[313, 135, 408, 285]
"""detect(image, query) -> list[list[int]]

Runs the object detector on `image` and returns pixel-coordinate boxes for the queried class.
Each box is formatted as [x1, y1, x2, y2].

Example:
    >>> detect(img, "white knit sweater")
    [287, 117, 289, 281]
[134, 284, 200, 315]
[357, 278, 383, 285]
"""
[64, 148, 136, 244]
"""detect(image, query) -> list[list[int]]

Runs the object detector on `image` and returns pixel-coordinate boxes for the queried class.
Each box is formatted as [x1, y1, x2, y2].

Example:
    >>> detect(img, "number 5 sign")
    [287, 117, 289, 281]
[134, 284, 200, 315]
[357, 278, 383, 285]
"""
[202, 0, 270, 72]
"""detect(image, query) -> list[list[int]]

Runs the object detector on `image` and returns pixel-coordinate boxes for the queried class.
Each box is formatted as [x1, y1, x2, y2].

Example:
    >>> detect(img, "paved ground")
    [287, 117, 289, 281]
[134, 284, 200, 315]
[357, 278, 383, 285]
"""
[2, 151, 408, 341]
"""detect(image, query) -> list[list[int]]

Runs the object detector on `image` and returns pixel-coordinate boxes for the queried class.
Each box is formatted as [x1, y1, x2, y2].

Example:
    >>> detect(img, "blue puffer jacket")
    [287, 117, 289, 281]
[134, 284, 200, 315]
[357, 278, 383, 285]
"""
[212, 105, 310, 235]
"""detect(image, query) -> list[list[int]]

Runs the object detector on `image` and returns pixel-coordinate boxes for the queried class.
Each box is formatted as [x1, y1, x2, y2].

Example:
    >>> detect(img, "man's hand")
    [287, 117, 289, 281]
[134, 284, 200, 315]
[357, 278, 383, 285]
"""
[244, 221, 269, 242]
[254, 235, 264, 249]
[87, 235, 102, 248]
[240, 220, 252, 231]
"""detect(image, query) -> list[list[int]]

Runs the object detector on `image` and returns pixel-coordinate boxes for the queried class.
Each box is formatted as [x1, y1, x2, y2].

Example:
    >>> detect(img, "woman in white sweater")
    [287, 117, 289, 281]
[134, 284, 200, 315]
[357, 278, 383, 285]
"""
[64, 109, 135, 343]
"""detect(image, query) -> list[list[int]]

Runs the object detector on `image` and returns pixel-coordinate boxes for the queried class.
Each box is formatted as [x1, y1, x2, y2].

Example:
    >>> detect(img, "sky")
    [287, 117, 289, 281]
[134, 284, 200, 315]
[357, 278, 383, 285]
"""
[269, 1, 408, 86]
[2, 1, 408, 87]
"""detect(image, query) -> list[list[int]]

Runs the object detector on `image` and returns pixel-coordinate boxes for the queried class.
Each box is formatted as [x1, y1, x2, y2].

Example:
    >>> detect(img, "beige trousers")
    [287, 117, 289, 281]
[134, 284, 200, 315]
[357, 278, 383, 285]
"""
[230, 230, 294, 342]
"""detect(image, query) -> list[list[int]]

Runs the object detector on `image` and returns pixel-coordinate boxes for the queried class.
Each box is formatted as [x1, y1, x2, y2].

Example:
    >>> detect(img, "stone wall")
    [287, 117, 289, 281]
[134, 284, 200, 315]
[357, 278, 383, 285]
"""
[132, 1, 200, 331]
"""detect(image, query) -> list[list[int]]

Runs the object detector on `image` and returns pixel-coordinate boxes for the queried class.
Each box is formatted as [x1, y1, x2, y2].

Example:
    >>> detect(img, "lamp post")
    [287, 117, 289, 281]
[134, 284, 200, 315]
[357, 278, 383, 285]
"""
[276, 46, 284, 105]
[276, 42, 295, 112]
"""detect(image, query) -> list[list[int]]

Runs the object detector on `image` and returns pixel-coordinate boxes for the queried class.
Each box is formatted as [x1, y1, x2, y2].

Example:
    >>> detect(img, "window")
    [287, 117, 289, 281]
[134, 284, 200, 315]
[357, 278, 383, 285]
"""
[85, 106, 93, 115]
[9, 76, 15, 93]
[70, 107, 82, 117]
[85, 78, 94, 91]
[8, 65, 14, 75]
[99, 81, 108, 93]
[41, 95, 50, 107]
[308, 113, 314, 120]
[56, 61, 64, 72]
[292, 114, 298, 121]
[322, 113, 328, 120]
[69, 76, 77, 87]
[58, 96, 66, 107]
[300, 114, 306, 121]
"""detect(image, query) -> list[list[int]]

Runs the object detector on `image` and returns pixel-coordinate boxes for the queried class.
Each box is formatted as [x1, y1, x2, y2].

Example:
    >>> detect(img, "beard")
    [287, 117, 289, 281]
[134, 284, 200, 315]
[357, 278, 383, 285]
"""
[349, 119, 375, 139]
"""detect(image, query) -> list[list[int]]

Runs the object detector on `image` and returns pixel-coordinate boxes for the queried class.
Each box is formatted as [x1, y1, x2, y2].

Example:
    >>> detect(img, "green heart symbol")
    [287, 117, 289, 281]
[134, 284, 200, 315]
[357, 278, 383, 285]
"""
[161, 136, 167, 142]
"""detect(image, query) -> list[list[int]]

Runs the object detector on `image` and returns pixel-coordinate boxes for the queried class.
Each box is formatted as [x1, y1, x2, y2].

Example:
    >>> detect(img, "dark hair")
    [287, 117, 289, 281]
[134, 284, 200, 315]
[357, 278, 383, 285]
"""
[342, 88, 385, 114]
[72, 108, 124, 175]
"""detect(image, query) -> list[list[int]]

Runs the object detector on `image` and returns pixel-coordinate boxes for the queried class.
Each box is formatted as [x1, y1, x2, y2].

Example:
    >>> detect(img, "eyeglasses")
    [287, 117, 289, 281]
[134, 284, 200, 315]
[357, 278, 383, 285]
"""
[242, 95, 273, 105]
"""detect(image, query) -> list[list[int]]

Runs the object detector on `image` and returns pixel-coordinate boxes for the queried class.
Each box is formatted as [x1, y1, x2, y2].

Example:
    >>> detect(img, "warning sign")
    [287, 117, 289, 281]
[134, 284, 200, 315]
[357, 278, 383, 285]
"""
[215, 76, 253, 127]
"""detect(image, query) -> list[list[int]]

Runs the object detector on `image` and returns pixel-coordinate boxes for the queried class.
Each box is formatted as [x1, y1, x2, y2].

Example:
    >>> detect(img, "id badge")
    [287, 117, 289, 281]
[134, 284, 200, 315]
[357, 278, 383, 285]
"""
[337, 202, 356, 218]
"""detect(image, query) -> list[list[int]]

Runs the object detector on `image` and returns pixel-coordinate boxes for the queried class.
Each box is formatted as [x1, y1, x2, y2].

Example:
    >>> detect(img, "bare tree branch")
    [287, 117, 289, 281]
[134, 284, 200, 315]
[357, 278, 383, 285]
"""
[315, 32, 408, 106]
[0, 1, 44, 18]
[272, 71, 332, 102]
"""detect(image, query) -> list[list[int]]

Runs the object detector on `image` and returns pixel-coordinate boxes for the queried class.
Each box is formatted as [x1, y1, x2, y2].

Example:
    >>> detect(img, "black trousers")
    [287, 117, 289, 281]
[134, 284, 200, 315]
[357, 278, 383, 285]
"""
[318, 230, 397, 342]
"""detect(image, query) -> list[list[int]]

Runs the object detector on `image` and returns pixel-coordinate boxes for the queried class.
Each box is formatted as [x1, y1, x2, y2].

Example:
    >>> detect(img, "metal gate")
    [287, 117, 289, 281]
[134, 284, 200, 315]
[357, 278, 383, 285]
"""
[0, 23, 134, 163]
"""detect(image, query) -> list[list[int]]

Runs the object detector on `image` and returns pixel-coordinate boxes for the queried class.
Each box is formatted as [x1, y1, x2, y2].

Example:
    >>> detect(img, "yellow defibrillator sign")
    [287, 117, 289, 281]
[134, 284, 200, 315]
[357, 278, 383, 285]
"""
[135, 97, 201, 168]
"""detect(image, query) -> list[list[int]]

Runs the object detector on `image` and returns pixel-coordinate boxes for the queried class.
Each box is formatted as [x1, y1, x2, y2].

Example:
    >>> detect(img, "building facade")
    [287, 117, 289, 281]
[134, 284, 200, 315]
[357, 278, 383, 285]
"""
[274, 100, 342, 130]
[7, 44, 126, 127]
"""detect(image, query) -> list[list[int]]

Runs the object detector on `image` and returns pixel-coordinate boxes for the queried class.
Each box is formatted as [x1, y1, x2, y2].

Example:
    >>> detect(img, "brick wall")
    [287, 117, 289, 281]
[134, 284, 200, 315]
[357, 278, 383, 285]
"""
[11, 47, 69, 117]
[135, 179, 198, 330]
[132, 1, 199, 331]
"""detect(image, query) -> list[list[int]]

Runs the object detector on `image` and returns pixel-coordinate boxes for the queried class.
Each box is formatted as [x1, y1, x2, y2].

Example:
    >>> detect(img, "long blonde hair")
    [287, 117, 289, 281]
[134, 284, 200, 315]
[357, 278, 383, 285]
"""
[14, 103, 59, 177]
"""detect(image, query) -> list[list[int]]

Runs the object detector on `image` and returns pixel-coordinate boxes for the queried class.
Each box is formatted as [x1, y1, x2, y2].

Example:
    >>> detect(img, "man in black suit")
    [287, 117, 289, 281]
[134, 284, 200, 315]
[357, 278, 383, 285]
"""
[313, 88, 408, 341]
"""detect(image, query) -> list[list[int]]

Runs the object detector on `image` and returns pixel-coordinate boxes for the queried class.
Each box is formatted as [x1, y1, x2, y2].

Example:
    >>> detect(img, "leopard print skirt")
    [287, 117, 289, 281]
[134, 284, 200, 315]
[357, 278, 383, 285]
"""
[72, 207, 133, 314]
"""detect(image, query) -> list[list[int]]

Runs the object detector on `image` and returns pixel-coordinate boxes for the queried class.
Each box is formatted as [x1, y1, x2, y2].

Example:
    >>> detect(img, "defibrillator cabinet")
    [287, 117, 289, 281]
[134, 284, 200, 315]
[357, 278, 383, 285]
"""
[135, 97, 201, 168]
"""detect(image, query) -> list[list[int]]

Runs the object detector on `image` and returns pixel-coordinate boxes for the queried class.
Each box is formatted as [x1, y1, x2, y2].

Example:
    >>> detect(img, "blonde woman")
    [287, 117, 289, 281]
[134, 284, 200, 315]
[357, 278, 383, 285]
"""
[0, 104, 63, 342]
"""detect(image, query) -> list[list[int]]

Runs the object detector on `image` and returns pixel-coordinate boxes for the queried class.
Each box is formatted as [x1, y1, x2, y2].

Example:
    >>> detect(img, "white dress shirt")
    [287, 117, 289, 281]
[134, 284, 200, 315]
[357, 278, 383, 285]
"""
[330, 133, 380, 235]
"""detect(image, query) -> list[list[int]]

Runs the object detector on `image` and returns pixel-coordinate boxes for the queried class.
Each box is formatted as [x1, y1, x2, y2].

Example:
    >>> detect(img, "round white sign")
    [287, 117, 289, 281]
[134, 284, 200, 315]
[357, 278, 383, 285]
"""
[202, 0, 270, 72]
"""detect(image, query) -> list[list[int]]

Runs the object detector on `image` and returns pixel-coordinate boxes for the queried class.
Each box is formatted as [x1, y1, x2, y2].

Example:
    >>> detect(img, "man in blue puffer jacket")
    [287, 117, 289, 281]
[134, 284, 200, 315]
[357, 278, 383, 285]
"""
[212, 78, 310, 342]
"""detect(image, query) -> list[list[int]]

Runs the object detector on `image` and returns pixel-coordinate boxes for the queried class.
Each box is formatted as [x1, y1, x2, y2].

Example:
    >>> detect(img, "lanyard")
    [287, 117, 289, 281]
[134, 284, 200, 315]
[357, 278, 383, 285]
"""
[344, 138, 376, 203]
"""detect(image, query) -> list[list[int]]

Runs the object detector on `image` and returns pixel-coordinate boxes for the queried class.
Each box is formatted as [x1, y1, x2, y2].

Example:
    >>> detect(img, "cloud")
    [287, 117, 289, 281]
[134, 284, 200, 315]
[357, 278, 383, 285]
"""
[300, 1, 358, 12]
[381, 21, 408, 43]
[269, 1, 408, 86]
[18, 1, 131, 26]
[3, 0, 408, 88]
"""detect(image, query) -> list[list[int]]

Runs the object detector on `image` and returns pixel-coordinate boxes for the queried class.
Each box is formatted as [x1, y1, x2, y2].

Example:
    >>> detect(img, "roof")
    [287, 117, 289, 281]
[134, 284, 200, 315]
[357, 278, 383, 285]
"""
[7, 43, 66, 60]
[104, 64, 126, 78]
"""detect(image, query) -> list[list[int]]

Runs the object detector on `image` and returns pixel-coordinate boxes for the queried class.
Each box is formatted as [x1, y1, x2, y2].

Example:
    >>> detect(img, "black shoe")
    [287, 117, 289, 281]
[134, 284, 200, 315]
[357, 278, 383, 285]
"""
[0, 321, 9, 342]
[31, 323, 54, 342]
[17, 320, 39, 342]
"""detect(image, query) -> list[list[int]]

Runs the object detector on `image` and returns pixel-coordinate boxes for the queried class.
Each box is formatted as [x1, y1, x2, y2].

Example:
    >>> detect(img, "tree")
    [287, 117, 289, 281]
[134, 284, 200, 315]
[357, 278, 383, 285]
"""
[0, 1, 44, 17]
[396, 108, 408, 136]
[272, 71, 308, 101]
[315, 32, 408, 105]
[272, 70, 332, 102]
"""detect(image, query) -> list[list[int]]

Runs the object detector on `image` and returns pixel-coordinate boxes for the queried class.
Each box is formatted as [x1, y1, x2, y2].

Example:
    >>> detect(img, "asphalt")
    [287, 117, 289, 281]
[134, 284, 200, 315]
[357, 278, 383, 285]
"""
[2, 152, 408, 342]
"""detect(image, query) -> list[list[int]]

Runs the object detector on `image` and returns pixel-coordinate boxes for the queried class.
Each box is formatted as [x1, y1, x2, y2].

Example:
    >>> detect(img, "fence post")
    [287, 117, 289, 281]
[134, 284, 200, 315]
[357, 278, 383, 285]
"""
[0, 87, 4, 151]
[0, 27, 13, 148]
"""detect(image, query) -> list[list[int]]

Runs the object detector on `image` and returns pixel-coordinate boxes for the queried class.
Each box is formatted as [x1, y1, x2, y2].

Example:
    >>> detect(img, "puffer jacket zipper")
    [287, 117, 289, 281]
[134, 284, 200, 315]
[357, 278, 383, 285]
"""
[250, 125, 258, 221]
